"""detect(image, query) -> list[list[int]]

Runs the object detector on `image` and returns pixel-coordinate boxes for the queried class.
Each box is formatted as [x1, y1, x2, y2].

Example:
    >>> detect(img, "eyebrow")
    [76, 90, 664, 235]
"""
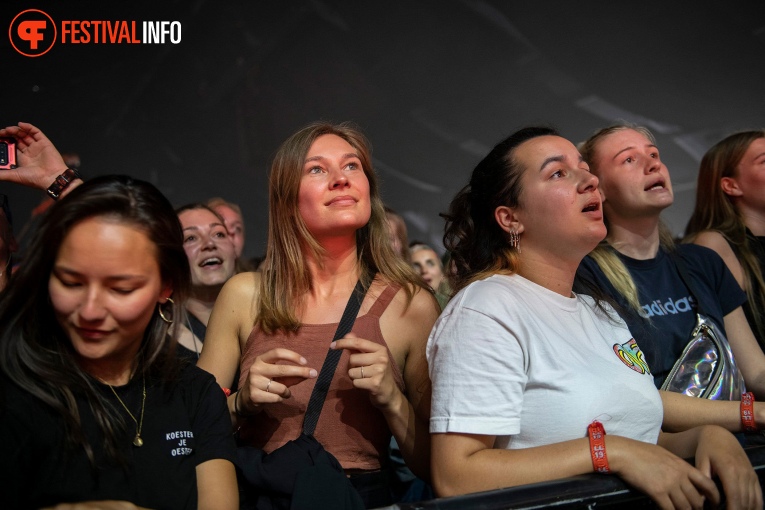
[182, 222, 225, 232]
[54, 266, 144, 282]
[304, 153, 359, 164]
[539, 154, 584, 171]
[612, 144, 658, 161]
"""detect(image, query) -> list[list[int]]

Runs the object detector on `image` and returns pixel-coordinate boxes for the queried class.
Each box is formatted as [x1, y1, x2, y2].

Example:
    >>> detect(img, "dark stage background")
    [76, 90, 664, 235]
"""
[3, 0, 764, 257]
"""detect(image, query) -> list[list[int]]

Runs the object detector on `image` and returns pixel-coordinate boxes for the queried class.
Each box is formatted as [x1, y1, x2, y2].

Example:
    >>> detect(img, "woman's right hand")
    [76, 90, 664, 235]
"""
[237, 348, 317, 415]
[0, 122, 70, 191]
[609, 435, 720, 510]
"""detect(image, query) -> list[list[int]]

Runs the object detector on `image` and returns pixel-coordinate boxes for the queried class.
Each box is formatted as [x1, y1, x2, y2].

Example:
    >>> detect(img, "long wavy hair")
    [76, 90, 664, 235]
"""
[442, 126, 558, 292]
[685, 130, 765, 340]
[0, 175, 189, 464]
[579, 124, 675, 314]
[258, 122, 423, 333]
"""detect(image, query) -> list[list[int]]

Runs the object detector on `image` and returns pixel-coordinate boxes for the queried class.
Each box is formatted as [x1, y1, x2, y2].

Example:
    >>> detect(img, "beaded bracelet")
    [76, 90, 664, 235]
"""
[588, 421, 610, 474]
[741, 392, 756, 432]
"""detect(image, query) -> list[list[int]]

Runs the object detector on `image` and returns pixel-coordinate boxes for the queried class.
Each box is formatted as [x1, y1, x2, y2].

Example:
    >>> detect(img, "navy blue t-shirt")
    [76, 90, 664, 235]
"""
[577, 244, 746, 388]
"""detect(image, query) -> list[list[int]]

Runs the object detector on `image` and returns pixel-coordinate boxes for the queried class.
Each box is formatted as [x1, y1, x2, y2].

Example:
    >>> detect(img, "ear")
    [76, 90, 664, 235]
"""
[494, 205, 524, 235]
[158, 284, 174, 303]
[720, 177, 743, 197]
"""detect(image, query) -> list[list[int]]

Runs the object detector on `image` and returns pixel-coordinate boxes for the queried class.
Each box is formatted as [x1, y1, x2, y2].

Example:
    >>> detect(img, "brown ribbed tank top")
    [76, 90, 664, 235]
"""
[237, 282, 404, 470]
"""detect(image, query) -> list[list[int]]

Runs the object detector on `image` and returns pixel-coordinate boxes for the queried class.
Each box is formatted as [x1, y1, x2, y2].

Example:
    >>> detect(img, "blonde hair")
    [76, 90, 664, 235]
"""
[258, 122, 422, 333]
[580, 124, 674, 314]
[685, 130, 765, 339]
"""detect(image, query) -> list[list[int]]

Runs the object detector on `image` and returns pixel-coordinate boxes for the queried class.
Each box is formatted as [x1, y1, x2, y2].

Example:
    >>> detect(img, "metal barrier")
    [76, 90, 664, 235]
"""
[390, 445, 765, 510]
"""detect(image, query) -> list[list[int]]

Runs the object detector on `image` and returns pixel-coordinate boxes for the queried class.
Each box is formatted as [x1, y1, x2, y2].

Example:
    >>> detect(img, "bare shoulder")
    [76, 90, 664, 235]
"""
[380, 282, 440, 353]
[689, 231, 744, 285]
[214, 271, 261, 326]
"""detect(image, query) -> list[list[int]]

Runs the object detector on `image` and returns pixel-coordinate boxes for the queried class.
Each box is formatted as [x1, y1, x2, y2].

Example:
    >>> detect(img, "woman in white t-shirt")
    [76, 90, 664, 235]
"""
[428, 126, 761, 509]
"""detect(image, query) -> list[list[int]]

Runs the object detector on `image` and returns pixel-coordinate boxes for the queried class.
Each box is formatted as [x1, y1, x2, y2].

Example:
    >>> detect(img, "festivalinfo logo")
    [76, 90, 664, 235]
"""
[9, 9, 182, 57]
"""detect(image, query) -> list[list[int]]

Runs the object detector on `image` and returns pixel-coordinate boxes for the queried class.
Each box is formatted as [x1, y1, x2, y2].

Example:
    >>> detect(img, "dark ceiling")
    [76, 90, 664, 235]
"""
[3, 0, 764, 256]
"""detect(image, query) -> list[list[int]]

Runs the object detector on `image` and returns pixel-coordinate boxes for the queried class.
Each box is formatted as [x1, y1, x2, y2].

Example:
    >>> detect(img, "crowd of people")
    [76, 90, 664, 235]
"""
[0, 120, 764, 510]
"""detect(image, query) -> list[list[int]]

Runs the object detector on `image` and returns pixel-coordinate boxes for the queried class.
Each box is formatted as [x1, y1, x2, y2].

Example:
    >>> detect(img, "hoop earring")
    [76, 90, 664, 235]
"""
[158, 297, 174, 324]
[510, 230, 521, 254]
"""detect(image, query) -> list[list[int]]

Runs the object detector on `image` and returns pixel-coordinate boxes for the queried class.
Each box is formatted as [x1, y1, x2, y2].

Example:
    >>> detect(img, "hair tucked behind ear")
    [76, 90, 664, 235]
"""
[685, 130, 765, 342]
[443, 126, 558, 292]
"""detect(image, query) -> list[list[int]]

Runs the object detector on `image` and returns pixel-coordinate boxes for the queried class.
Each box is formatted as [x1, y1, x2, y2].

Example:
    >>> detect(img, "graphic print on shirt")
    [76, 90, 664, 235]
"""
[165, 429, 195, 457]
[639, 295, 695, 319]
[613, 338, 651, 375]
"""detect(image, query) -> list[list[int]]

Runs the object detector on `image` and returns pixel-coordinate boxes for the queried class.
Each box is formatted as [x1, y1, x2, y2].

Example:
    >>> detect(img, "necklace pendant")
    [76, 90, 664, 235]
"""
[133, 435, 144, 447]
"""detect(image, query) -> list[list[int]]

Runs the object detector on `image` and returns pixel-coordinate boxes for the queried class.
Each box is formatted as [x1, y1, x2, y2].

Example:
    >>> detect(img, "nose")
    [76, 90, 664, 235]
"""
[79, 287, 107, 323]
[578, 168, 599, 193]
[645, 156, 661, 174]
[329, 167, 350, 189]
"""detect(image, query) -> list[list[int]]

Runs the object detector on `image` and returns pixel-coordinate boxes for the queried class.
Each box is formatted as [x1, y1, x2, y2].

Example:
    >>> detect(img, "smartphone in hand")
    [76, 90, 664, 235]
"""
[0, 137, 17, 169]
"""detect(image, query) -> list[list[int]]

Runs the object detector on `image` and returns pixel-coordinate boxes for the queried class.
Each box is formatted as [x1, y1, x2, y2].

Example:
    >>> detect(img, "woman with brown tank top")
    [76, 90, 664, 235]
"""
[197, 122, 439, 508]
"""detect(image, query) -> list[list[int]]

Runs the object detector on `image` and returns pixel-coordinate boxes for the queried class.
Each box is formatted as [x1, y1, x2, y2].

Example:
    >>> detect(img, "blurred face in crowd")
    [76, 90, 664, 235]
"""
[412, 248, 444, 290]
[725, 137, 765, 213]
[178, 208, 236, 291]
[212, 203, 245, 258]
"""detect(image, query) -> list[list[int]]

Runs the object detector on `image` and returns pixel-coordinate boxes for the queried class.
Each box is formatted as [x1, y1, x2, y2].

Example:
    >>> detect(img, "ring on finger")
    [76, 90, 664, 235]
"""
[266, 379, 272, 393]
[360, 366, 365, 379]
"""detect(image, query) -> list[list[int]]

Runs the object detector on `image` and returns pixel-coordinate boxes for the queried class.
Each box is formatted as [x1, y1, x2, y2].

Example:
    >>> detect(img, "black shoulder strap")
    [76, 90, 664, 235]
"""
[186, 312, 207, 344]
[669, 250, 708, 316]
[302, 278, 369, 436]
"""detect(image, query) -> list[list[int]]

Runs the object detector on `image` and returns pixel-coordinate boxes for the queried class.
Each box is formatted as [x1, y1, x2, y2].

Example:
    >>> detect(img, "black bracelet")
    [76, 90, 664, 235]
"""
[234, 390, 257, 418]
[46, 167, 82, 200]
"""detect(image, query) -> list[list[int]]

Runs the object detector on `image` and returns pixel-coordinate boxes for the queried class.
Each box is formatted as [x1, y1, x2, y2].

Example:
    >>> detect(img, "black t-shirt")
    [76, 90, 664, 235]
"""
[732, 231, 765, 350]
[0, 365, 236, 510]
[577, 244, 746, 388]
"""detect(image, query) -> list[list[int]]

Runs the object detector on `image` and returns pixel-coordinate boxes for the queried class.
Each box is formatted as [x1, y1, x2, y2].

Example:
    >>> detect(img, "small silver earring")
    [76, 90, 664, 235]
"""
[510, 231, 521, 254]
[158, 297, 174, 324]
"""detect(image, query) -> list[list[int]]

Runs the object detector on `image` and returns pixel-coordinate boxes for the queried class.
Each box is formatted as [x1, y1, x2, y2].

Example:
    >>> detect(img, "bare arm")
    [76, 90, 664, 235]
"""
[691, 231, 745, 288]
[379, 287, 439, 480]
[196, 459, 238, 510]
[724, 307, 765, 398]
[432, 431, 719, 509]
[197, 272, 259, 426]
[660, 390, 765, 432]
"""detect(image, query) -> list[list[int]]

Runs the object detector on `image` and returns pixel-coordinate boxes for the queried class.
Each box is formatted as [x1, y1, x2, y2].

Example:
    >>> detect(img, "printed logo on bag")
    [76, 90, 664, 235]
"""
[613, 338, 651, 375]
[9, 9, 182, 57]
[165, 429, 194, 457]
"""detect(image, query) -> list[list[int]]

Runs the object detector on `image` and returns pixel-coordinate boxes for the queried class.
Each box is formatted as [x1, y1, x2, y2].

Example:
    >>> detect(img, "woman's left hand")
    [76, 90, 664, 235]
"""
[332, 333, 402, 411]
[694, 425, 762, 510]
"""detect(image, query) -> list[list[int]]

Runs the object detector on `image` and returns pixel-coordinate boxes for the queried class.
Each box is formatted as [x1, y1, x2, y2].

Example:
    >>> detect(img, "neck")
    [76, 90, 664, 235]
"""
[516, 248, 579, 298]
[185, 295, 217, 326]
[605, 214, 661, 260]
[0, 257, 10, 290]
[304, 235, 360, 299]
[81, 356, 137, 386]
[737, 203, 765, 236]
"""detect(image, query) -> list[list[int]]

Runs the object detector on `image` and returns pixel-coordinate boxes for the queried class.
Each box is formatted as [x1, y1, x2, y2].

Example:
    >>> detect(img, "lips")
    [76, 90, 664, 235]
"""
[581, 199, 600, 213]
[326, 195, 356, 206]
[644, 178, 666, 191]
[199, 256, 222, 267]
[75, 326, 113, 339]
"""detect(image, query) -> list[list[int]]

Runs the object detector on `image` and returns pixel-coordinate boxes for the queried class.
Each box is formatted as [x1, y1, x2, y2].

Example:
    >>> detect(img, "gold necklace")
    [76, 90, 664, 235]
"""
[105, 375, 146, 447]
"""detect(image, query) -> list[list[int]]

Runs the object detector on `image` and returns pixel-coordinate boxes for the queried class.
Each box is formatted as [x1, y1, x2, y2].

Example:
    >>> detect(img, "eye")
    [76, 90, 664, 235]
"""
[308, 165, 323, 174]
[183, 235, 196, 244]
[346, 162, 360, 171]
[214, 230, 227, 239]
[624, 157, 635, 164]
[650, 152, 659, 159]
[551, 169, 565, 179]
[60, 280, 82, 288]
[113, 288, 136, 295]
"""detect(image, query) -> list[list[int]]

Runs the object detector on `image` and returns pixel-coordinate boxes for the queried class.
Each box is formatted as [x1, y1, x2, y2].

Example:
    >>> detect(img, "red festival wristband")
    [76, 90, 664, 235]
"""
[741, 392, 756, 432]
[588, 421, 610, 474]
[221, 387, 232, 397]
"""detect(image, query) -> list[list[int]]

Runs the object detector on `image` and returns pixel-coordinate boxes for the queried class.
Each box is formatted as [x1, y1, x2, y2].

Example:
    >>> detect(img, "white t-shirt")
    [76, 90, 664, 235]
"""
[428, 274, 662, 449]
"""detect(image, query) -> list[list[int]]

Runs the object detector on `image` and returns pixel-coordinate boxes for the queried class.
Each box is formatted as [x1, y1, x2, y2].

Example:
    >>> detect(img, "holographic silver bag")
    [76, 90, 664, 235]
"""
[660, 313, 745, 400]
